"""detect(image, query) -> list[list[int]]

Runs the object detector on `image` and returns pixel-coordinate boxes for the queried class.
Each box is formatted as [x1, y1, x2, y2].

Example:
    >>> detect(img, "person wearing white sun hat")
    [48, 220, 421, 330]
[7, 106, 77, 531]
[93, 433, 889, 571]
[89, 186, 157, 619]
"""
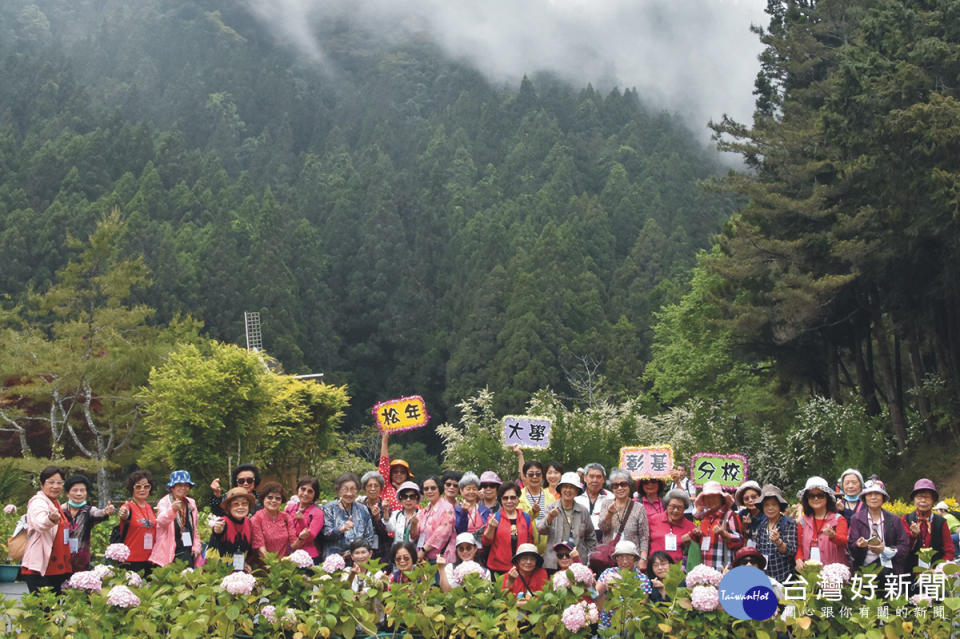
[541, 472, 596, 571]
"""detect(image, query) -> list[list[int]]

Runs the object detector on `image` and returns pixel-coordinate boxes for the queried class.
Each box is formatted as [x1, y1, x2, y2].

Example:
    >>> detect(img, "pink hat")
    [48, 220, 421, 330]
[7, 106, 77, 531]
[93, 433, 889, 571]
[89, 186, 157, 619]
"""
[694, 481, 735, 511]
[479, 471, 502, 486]
[910, 478, 939, 502]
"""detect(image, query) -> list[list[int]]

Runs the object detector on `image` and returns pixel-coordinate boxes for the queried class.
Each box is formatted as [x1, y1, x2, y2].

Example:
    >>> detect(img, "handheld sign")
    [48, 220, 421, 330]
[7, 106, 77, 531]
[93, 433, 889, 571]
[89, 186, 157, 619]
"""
[373, 396, 430, 434]
[690, 453, 748, 489]
[502, 415, 551, 449]
[619, 445, 674, 479]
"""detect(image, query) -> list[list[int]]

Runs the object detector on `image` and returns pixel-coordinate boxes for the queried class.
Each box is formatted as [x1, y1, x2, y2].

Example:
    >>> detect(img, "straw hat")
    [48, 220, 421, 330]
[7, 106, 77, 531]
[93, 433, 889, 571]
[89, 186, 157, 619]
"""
[512, 543, 543, 568]
[220, 487, 256, 512]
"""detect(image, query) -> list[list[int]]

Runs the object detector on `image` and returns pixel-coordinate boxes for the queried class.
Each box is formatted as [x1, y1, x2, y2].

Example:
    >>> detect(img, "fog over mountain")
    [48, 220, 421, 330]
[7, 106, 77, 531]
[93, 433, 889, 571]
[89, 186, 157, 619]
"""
[246, 0, 768, 136]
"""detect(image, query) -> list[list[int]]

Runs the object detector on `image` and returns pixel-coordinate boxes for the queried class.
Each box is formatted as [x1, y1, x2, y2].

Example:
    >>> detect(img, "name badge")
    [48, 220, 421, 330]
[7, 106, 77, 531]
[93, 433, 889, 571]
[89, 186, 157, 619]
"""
[69, 537, 79, 553]
[233, 553, 245, 571]
[181, 531, 192, 547]
[809, 547, 821, 563]
[700, 536, 711, 552]
[143, 533, 153, 550]
[881, 554, 893, 569]
[63, 529, 70, 545]
[746, 539, 757, 549]
[664, 533, 678, 552]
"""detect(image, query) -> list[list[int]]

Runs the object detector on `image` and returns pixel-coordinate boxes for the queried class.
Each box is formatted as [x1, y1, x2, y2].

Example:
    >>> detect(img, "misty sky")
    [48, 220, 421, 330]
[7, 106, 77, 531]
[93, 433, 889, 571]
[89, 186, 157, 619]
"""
[246, 0, 769, 136]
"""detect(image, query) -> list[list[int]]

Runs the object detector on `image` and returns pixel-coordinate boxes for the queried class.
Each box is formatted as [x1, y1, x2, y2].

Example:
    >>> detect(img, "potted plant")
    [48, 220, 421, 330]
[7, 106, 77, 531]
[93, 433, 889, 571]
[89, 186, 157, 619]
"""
[0, 504, 24, 582]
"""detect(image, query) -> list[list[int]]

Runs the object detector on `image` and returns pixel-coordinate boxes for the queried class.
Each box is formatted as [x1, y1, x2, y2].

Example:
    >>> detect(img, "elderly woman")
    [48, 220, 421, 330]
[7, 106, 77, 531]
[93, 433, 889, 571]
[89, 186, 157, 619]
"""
[323, 472, 375, 559]
[647, 489, 696, 564]
[483, 481, 540, 575]
[150, 470, 201, 568]
[753, 484, 797, 582]
[416, 475, 456, 563]
[735, 480, 763, 541]
[837, 468, 865, 523]
[62, 474, 114, 572]
[388, 541, 418, 585]
[902, 478, 954, 571]
[638, 478, 667, 520]
[479, 471, 502, 515]
[502, 543, 548, 601]
[378, 432, 414, 511]
[596, 540, 653, 629]
[598, 469, 650, 569]
[849, 479, 908, 576]
[386, 480, 421, 547]
[689, 481, 744, 570]
[361, 470, 392, 560]
[116, 470, 158, 574]
[455, 472, 489, 535]
[251, 482, 297, 560]
[796, 476, 848, 569]
[21, 466, 72, 593]
[285, 476, 325, 563]
[437, 532, 491, 592]
[542, 472, 596, 571]
[208, 487, 257, 571]
[210, 463, 261, 516]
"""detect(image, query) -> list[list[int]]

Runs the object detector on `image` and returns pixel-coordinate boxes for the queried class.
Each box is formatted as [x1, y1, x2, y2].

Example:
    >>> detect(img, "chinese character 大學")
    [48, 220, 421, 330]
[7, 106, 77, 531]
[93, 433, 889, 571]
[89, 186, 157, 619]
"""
[381, 407, 400, 425]
[507, 421, 523, 440]
[528, 423, 546, 442]
[696, 460, 716, 482]
[404, 403, 421, 421]
[651, 453, 668, 472]
[720, 462, 741, 482]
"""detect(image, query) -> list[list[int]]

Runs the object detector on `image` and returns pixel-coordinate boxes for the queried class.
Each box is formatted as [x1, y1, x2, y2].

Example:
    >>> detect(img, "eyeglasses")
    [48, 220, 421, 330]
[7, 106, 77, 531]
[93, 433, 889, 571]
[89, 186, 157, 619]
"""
[611, 482, 631, 489]
[444, 482, 459, 488]
[236, 477, 256, 485]
[555, 552, 571, 559]
[526, 472, 542, 478]
[133, 483, 151, 490]
[423, 486, 438, 491]
[44, 480, 65, 486]
[501, 495, 519, 501]
[395, 555, 413, 563]
[480, 484, 497, 489]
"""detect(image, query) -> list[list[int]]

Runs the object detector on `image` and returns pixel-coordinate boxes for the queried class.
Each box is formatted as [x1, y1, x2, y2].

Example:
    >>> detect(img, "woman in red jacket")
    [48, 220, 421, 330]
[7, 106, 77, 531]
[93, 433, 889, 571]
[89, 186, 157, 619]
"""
[482, 482, 540, 576]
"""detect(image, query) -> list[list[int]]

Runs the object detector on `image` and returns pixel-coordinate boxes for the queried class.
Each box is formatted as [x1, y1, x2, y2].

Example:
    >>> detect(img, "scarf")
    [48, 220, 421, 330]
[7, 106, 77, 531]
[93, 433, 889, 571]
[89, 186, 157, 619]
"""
[223, 515, 252, 545]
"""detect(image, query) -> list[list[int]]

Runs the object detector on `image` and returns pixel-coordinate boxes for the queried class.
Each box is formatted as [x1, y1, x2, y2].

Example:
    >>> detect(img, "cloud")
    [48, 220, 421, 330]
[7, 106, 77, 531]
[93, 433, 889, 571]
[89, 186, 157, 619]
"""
[245, 0, 768, 135]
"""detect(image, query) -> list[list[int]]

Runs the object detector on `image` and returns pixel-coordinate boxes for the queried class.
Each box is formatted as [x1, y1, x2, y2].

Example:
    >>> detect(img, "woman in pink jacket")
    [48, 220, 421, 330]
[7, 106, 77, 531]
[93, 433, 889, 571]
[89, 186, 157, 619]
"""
[150, 470, 202, 568]
[21, 466, 73, 593]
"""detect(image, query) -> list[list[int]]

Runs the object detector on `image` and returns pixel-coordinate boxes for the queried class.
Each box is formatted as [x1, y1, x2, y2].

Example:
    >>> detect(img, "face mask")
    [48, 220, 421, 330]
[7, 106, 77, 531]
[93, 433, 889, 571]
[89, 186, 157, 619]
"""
[67, 499, 87, 508]
[845, 494, 861, 503]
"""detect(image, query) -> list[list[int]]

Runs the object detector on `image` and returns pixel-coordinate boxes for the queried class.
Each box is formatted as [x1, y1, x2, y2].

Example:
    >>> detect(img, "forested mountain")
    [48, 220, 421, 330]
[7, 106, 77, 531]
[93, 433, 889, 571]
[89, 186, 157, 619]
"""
[0, 0, 737, 426]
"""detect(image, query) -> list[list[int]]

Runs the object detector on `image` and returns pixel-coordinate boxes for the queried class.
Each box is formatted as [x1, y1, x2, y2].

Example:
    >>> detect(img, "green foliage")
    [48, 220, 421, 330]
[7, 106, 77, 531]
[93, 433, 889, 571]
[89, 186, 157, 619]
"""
[141, 341, 349, 483]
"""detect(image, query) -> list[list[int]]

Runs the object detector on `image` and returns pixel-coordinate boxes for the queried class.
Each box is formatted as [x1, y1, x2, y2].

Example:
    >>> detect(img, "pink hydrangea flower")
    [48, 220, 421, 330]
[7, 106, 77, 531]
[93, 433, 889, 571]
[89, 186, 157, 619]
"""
[281, 608, 297, 628]
[451, 560, 486, 586]
[561, 601, 590, 633]
[65, 570, 102, 592]
[584, 601, 599, 624]
[321, 554, 346, 573]
[691, 585, 720, 612]
[261, 604, 277, 624]
[686, 564, 723, 587]
[220, 571, 257, 595]
[92, 565, 114, 579]
[125, 571, 142, 587]
[910, 594, 932, 606]
[106, 585, 140, 608]
[286, 549, 314, 569]
[3, 504, 16, 515]
[552, 570, 572, 588]
[104, 543, 131, 562]
[820, 563, 851, 584]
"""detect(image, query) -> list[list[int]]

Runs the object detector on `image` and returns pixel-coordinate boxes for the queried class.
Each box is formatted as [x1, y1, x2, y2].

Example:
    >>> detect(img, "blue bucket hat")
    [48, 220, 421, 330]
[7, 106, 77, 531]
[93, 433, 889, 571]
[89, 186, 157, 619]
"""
[167, 470, 195, 488]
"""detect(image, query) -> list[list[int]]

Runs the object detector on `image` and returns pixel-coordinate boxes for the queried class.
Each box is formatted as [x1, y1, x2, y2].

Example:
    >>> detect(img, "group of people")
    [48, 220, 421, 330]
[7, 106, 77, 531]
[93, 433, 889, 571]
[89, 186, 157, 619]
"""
[19, 434, 958, 624]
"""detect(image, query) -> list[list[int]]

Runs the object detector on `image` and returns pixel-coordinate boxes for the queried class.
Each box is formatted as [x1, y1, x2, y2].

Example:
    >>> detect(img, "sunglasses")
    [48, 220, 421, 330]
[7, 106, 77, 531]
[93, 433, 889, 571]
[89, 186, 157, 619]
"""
[400, 493, 418, 500]
[236, 477, 256, 485]
[808, 493, 827, 500]
[526, 472, 542, 478]
[555, 552, 571, 559]
[480, 484, 498, 489]
[611, 482, 632, 489]
[444, 482, 459, 488]
[423, 486, 438, 491]
[501, 495, 519, 501]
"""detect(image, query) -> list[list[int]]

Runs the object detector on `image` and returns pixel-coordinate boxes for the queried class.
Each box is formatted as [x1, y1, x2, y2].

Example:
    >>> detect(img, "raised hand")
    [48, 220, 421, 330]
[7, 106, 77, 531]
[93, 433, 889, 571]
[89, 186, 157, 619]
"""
[210, 478, 222, 498]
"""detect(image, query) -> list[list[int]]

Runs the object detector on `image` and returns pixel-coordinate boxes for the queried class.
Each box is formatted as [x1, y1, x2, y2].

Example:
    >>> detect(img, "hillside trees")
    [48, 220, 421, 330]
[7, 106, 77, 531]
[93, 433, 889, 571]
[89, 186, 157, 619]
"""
[705, 0, 960, 447]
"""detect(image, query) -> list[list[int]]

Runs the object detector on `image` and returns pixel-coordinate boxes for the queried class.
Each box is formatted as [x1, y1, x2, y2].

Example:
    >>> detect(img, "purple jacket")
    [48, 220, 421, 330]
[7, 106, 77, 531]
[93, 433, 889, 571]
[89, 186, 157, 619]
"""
[847, 508, 909, 574]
